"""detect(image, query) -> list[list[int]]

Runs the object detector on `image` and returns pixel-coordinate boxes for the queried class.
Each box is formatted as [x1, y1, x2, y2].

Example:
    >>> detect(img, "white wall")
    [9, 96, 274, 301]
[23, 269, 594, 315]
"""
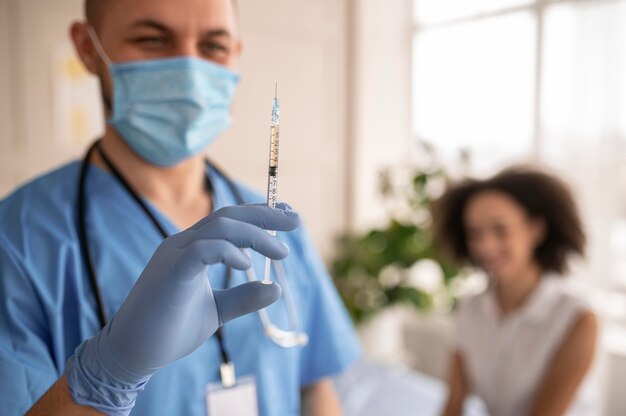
[0, 0, 87, 193]
[349, 0, 414, 231]
[0, 0, 349, 258]
[0, 1, 10, 193]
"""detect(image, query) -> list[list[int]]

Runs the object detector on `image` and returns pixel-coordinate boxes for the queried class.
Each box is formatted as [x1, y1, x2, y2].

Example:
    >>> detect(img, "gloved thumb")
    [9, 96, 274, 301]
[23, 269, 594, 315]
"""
[213, 281, 282, 326]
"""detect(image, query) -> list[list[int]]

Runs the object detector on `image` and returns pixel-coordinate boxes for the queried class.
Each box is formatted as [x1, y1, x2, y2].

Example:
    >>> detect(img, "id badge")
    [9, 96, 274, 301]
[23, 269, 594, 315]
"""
[205, 375, 259, 416]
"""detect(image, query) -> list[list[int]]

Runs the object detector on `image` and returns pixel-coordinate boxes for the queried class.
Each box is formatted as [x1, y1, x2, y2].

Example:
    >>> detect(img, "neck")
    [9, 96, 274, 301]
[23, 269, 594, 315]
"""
[494, 263, 542, 315]
[91, 127, 212, 229]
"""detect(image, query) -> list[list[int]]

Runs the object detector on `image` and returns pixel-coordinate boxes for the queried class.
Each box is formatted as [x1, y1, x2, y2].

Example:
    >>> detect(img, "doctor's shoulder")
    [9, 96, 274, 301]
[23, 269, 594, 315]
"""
[0, 162, 83, 251]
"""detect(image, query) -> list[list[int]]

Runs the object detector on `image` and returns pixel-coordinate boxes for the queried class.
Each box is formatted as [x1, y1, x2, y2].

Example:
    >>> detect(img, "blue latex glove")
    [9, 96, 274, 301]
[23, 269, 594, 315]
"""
[65, 203, 300, 415]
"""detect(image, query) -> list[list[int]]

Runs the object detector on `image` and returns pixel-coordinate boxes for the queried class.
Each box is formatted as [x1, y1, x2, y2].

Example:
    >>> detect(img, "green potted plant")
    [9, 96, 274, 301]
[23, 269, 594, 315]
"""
[331, 142, 467, 324]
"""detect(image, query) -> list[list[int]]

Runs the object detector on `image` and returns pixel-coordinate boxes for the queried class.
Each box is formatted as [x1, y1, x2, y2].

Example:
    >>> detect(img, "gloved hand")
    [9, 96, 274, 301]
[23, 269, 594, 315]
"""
[65, 203, 300, 415]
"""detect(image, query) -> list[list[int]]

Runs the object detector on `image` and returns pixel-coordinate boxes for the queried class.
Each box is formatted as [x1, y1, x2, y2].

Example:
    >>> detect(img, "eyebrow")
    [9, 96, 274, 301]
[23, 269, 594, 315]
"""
[129, 19, 232, 39]
[129, 19, 170, 32]
[202, 29, 232, 39]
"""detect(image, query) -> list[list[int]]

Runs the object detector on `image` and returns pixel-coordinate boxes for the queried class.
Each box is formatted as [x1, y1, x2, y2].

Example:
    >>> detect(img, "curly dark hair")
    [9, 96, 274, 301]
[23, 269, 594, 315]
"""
[432, 166, 585, 275]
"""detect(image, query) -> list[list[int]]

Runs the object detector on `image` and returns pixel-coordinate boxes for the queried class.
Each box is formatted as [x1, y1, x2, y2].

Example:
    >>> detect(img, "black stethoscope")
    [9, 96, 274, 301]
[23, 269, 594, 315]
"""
[77, 139, 244, 371]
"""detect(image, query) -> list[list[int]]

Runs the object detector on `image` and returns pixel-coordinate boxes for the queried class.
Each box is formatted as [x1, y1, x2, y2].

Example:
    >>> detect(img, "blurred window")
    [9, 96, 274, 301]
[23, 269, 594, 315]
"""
[412, 0, 626, 288]
[412, 11, 535, 171]
[414, 0, 534, 25]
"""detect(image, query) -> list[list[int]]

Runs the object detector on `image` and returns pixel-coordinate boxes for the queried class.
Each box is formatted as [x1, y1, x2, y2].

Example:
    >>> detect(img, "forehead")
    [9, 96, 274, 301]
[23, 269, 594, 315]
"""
[98, 0, 237, 36]
[464, 190, 528, 226]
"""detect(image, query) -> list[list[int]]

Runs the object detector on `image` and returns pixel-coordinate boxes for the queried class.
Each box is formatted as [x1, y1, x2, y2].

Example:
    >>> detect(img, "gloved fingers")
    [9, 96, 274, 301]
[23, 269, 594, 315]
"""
[242, 202, 295, 211]
[214, 203, 300, 231]
[213, 281, 282, 325]
[189, 204, 300, 232]
[182, 217, 290, 259]
[178, 240, 252, 276]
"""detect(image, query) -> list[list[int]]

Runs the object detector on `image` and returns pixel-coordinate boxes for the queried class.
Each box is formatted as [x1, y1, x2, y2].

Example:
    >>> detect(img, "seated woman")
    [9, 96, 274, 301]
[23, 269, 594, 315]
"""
[434, 166, 597, 416]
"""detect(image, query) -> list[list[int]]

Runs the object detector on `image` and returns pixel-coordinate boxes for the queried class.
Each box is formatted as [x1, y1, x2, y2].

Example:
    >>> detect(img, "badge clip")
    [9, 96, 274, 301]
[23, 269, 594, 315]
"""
[220, 362, 236, 388]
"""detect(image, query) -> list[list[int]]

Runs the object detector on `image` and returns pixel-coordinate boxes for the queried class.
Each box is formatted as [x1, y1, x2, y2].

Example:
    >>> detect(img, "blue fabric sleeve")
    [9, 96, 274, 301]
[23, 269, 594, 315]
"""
[292, 227, 361, 387]
[0, 235, 59, 413]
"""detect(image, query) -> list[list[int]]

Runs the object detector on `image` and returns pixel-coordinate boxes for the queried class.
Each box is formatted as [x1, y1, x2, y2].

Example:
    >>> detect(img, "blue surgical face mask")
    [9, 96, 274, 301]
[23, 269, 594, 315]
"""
[88, 28, 240, 167]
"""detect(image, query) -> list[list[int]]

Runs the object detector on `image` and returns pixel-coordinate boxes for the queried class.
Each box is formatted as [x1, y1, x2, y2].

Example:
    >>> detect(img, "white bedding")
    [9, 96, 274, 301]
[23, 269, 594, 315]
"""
[334, 358, 488, 416]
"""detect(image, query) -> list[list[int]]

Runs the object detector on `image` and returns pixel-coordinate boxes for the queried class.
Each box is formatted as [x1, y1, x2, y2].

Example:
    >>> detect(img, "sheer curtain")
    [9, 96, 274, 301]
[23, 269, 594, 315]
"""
[541, 0, 626, 291]
[540, 4, 626, 412]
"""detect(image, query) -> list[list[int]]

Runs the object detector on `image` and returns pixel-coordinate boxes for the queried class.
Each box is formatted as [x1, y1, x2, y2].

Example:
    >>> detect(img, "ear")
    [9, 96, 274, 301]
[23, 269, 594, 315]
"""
[69, 22, 100, 75]
[529, 216, 546, 247]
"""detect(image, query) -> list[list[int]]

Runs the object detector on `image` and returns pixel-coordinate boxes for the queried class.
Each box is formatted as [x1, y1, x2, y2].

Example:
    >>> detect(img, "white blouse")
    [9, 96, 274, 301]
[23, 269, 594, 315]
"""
[456, 276, 595, 416]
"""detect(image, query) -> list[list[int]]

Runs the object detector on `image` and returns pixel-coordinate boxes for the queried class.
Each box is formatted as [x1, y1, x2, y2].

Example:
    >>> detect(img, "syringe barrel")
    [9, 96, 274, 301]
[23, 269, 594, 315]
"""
[268, 124, 279, 168]
[267, 174, 278, 208]
[266, 123, 279, 208]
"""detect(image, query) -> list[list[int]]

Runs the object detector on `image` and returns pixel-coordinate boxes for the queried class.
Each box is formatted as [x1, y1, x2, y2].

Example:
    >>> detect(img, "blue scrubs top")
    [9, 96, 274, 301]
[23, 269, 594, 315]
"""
[0, 161, 360, 415]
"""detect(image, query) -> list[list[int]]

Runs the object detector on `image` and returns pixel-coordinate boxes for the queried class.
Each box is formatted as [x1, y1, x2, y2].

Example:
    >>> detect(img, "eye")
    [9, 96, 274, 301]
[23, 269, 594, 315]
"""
[200, 41, 229, 57]
[134, 36, 169, 47]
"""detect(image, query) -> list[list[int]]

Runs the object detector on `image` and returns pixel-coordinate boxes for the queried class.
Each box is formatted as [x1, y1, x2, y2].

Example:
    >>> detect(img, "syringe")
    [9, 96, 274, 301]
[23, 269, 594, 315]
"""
[263, 84, 280, 284]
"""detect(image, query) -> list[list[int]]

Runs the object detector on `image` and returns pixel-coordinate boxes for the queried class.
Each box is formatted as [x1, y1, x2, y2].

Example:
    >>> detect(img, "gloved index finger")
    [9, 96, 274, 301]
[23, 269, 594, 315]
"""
[189, 204, 300, 232]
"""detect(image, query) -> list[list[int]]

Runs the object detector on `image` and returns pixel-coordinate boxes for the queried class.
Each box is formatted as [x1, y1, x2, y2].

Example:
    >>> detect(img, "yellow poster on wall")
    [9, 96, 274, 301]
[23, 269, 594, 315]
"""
[51, 42, 104, 146]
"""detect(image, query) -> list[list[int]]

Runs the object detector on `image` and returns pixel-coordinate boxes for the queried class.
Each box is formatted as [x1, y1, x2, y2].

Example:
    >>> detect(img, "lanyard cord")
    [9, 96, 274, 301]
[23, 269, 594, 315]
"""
[97, 143, 169, 238]
[77, 141, 109, 328]
[78, 139, 233, 365]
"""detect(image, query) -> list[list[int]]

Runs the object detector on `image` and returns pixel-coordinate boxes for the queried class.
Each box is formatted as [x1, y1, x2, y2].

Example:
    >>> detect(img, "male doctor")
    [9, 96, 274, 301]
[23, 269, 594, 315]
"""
[0, 0, 360, 414]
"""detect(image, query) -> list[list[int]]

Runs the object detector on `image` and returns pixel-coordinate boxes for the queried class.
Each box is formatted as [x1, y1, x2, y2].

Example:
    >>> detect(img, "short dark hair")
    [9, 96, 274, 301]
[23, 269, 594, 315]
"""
[85, 0, 104, 28]
[85, 0, 238, 29]
[432, 166, 585, 275]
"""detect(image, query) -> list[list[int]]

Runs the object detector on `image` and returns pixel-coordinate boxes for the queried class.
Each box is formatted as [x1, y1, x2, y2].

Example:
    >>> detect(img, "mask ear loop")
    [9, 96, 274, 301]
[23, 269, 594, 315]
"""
[86, 26, 116, 117]
[86, 26, 113, 67]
